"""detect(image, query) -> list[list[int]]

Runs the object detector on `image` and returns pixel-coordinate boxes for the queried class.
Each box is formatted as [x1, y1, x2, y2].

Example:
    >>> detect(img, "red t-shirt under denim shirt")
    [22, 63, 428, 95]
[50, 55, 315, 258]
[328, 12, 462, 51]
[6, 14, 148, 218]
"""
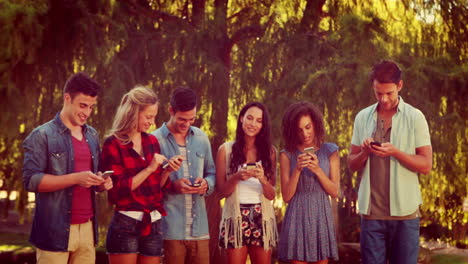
[70, 135, 93, 224]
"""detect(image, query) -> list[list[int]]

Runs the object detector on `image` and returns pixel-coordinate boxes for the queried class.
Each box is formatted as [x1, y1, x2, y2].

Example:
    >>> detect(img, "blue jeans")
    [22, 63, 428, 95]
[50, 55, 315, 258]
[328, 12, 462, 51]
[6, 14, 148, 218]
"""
[106, 212, 163, 257]
[360, 217, 420, 264]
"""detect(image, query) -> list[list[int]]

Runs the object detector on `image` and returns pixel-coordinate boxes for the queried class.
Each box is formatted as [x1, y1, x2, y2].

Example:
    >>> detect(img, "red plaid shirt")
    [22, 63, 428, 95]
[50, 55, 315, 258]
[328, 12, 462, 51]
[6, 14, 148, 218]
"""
[101, 132, 170, 235]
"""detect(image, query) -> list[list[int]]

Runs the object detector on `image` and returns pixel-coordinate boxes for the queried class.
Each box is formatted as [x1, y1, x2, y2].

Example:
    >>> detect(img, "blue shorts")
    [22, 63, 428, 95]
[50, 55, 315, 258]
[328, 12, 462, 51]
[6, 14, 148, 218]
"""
[106, 212, 163, 257]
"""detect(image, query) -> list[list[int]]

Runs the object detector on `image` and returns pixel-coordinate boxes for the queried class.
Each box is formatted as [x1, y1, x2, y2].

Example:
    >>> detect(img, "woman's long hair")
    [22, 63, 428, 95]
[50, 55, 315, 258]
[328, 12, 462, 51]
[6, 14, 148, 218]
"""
[230, 102, 274, 179]
[281, 101, 325, 153]
[107, 86, 158, 144]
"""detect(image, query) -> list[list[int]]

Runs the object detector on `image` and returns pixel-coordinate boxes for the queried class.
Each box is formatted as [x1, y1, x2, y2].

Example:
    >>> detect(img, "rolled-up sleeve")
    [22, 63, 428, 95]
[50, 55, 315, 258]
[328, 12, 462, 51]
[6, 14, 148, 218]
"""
[414, 110, 431, 148]
[23, 130, 47, 192]
[202, 136, 216, 196]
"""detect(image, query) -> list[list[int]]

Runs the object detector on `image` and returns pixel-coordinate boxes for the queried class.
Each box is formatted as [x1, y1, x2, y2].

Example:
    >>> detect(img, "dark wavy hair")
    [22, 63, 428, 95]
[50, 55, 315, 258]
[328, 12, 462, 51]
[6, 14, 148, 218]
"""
[281, 101, 325, 153]
[63, 72, 101, 99]
[230, 102, 274, 179]
[369, 60, 402, 85]
[170, 86, 197, 112]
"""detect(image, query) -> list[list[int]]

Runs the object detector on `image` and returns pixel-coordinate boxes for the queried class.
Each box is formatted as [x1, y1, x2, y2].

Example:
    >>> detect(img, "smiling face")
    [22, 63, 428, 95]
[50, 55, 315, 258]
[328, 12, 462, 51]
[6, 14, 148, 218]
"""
[168, 107, 197, 135]
[137, 103, 158, 132]
[62, 92, 97, 127]
[373, 80, 402, 112]
[297, 115, 315, 146]
[241, 106, 263, 138]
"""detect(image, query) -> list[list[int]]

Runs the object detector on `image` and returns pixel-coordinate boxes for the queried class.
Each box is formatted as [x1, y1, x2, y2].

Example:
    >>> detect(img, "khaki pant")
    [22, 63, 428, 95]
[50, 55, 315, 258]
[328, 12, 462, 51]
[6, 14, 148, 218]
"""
[163, 239, 209, 264]
[36, 220, 95, 264]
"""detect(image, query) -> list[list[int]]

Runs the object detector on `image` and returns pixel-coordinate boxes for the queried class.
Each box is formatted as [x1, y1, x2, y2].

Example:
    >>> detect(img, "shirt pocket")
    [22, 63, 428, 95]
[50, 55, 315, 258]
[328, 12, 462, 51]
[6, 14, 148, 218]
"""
[49, 149, 67, 175]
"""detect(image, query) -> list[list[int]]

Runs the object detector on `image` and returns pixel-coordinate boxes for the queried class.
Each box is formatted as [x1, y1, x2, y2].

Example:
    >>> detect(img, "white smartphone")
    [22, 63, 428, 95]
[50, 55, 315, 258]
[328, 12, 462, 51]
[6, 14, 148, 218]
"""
[101, 170, 114, 179]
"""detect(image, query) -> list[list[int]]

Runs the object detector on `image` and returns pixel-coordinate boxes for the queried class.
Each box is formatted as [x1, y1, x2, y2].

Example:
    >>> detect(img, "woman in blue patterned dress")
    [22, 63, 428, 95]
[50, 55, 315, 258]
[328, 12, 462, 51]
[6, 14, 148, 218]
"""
[278, 102, 340, 264]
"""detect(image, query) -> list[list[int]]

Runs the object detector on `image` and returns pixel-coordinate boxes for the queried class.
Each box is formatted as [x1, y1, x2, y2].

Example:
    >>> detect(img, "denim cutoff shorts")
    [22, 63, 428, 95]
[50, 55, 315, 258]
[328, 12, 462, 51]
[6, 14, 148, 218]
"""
[106, 211, 163, 256]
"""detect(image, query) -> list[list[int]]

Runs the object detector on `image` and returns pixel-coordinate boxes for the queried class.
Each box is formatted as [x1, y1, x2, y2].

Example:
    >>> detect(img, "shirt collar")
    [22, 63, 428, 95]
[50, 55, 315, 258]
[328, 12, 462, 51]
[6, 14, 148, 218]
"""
[396, 96, 405, 112]
[159, 122, 194, 138]
[371, 96, 405, 115]
[53, 112, 88, 134]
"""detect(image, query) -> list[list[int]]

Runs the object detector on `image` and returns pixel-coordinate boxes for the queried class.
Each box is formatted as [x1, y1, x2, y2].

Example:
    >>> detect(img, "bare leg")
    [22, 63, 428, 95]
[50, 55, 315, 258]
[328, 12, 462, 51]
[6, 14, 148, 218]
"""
[137, 255, 160, 264]
[227, 246, 249, 264]
[248, 246, 272, 264]
[108, 253, 138, 264]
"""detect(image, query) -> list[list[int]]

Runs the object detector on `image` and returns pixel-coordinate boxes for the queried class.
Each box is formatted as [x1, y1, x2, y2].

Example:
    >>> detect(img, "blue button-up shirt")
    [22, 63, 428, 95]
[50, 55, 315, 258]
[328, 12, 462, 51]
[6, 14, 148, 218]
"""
[22, 113, 100, 251]
[152, 123, 216, 240]
[351, 97, 431, 216]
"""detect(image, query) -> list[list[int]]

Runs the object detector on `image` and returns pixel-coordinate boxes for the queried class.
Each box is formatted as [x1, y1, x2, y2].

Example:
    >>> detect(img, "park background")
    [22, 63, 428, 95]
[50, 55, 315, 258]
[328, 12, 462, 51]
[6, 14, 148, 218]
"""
[0, 0, 466, 263]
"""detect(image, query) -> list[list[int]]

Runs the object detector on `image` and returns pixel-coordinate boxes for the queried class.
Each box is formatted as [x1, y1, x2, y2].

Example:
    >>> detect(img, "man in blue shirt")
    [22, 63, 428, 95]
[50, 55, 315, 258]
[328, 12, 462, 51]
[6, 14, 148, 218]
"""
[348, 61, 432, 264]
[153, 87, 216, 264]
[23, 73, 113, 264]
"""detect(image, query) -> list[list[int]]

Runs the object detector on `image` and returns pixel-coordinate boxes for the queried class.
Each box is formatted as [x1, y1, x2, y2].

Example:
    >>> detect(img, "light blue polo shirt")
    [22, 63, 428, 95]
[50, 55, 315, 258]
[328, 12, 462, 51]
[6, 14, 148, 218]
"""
[351, 97, 431, 216]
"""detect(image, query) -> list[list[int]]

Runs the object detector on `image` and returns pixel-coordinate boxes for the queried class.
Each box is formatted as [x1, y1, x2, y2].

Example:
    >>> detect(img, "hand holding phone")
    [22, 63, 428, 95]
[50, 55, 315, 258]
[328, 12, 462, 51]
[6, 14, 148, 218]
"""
[101, 170, 114, 180]
[162, 156, 183, 169]
[370, 141, 382, 148]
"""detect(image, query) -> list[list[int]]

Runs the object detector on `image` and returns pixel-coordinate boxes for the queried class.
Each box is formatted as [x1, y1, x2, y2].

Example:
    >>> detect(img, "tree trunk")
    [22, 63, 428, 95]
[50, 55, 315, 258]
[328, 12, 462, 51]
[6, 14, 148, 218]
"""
[299, 0, 326, 33]
[206, 0, 229, 263]
[2, 189, 11, 220]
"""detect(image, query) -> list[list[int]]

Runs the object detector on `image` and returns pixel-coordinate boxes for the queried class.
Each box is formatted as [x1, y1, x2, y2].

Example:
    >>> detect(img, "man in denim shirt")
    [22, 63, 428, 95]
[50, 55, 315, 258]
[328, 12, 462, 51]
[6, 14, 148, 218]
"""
[152, 87, 216, 264]
[348, 61, 432, 264]
[23, 73, 113, 264]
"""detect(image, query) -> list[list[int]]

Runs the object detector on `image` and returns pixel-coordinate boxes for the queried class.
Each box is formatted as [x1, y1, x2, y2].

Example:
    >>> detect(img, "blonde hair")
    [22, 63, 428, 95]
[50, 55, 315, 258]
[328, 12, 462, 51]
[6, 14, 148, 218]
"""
[107, 86, 158, 144]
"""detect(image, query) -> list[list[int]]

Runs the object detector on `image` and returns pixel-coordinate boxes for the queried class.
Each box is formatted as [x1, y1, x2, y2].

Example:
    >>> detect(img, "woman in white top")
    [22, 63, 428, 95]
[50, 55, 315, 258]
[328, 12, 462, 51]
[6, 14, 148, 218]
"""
[216, 102, 278, 264]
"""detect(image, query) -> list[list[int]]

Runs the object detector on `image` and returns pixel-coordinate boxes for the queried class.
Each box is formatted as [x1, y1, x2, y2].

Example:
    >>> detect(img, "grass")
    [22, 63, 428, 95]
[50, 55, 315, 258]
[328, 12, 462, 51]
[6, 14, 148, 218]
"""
[0, 232, 30, 250]
[430, 254, 468, 264]
[0, 231, 466, 264]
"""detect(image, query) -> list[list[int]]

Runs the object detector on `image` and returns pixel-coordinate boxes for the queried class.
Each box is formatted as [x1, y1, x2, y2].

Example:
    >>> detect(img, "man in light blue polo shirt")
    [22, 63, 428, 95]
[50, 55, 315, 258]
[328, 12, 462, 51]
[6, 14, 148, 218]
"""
[152, 87, 216, 264]
[348, 60, 432, 264]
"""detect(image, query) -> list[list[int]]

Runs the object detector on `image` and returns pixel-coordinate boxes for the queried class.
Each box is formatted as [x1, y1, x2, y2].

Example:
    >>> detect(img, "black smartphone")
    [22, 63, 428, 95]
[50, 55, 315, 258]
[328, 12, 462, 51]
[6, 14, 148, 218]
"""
[245, 162, 257, 170]
[370, 141, 382, 147]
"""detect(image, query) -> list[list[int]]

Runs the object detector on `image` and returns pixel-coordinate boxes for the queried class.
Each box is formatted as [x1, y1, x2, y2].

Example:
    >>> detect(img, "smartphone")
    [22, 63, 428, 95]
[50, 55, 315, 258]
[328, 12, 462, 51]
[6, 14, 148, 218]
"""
[191, 182, 201, 187]
[162, 156, 183, 169]
[370, 141, 382, 147]
[245, 162, 257, 170]
[101, 170, 114, 179]
[303, 147, 316, 154]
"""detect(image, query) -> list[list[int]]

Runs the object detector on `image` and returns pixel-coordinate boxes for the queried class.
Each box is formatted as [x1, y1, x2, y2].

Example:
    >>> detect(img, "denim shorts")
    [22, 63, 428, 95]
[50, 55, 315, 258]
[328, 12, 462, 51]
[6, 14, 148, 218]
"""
[106, 212, 163, 256]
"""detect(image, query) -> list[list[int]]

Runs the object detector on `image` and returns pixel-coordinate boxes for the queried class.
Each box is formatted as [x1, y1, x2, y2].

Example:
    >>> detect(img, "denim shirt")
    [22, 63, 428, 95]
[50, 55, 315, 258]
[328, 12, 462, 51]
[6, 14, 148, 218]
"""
[22, 113, 100, 251]
[152, 123, 216, 240]
[351, 97, 431, 216]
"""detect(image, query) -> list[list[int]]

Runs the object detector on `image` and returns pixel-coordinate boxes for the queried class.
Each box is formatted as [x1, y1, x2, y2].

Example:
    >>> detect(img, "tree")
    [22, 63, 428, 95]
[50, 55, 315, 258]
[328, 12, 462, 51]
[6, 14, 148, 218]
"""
[0, 1, 466, 260]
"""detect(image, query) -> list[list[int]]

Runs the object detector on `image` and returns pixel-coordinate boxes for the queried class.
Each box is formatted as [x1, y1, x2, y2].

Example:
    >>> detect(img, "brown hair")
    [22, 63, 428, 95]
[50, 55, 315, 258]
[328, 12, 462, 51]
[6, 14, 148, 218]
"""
[281, 102, 325, 153]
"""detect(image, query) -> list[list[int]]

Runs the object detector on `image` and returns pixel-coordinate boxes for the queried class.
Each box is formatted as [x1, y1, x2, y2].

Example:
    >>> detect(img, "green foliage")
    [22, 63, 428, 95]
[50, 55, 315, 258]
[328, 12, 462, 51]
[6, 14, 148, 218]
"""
[0, 0, 466, 251]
